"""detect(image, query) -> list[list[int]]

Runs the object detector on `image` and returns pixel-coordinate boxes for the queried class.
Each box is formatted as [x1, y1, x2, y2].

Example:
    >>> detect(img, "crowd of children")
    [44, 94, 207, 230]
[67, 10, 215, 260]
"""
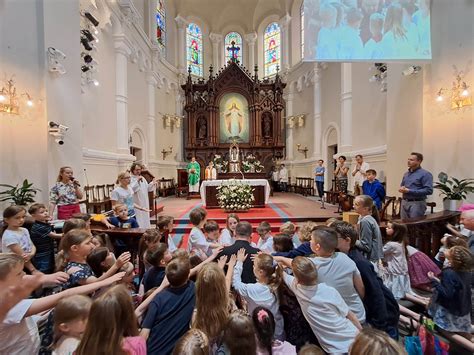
[1, 194, 473, 355]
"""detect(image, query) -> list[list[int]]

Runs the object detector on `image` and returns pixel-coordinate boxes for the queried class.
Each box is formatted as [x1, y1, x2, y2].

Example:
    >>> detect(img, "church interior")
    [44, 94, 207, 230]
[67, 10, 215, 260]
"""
[0, 0, 473, 354]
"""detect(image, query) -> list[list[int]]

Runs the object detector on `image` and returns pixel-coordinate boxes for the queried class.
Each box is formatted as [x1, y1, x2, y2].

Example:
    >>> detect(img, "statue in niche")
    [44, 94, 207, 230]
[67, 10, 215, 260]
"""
[262, 112, 272, 138]
[197, 117, 207, 139]
[228, 141, 240, 173]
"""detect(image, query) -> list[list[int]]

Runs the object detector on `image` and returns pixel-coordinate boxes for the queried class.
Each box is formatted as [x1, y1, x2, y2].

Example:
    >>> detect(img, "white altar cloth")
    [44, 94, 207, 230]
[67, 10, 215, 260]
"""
[200, 179, 271, 206]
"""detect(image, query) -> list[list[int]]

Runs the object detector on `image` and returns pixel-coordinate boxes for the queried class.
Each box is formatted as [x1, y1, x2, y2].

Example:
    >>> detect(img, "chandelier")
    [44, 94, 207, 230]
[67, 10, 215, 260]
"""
[0, 77, 34, 115]
[436, 73, 471, 110]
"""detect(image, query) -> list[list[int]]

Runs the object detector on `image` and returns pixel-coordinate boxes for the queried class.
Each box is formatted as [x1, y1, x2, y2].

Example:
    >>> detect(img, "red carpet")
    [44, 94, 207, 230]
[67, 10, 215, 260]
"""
[205, 206, 284, 219]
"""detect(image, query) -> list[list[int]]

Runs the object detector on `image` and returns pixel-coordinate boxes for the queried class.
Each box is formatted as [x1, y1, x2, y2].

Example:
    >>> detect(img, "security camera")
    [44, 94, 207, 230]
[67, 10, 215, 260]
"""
[47, 47, 67, 75]
[48, 47, 66, 60]
[55, 137, 65, 145]
[402, 65, 422, 76]
[49, 121, 69, 131]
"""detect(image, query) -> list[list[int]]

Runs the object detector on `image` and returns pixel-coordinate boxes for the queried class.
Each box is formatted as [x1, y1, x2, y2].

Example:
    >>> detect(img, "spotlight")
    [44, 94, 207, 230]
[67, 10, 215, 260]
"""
[84, 12, 99, 27]
[81, 30, 94, 42]
[0, 94, 5, 102]
[93, 28, 99, 35]
[81, 37, 92, 51]
[92, 79, 99, 86]
[27, 99, 33, 107]
[83, 54, 93, 63]
[81, 65, 90, 73]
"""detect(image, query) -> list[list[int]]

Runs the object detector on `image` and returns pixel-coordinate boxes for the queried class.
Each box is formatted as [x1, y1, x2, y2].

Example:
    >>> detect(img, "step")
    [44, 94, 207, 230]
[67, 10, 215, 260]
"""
[173, 221, 298, 235]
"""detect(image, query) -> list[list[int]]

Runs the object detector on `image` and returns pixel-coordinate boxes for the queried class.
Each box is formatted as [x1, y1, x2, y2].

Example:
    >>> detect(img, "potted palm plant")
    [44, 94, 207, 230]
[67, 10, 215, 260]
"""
[0, 179, 41, 206]
[434, 172, 474, 211]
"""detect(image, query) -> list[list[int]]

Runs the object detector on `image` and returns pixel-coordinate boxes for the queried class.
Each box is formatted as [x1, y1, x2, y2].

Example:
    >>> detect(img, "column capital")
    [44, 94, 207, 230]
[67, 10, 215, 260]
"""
[175, 15, 188, 29]
[278, 14, 292, 29]
[114, 34, 133, 57]
[209, 32, 223, 44]
[244, 32, 257, 45]
[146, 74, 157, 86]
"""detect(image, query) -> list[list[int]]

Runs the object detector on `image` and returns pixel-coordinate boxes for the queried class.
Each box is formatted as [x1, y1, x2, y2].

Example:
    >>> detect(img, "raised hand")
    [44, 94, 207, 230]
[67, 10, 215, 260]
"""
[227, 254, 237, 268]
[104, 271, 126, 285]
[116, 252, 131, 268]
[41, 271, 70, 285]
[217, 256, 227, 269]
[211, 246, 224, 259]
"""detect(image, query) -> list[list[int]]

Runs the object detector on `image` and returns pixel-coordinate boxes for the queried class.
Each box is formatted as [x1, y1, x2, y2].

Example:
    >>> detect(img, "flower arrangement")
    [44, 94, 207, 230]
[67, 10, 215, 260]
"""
[213, 154, 228, 173]
[242, 154, 264, 173]
[216, 179, 254, 212]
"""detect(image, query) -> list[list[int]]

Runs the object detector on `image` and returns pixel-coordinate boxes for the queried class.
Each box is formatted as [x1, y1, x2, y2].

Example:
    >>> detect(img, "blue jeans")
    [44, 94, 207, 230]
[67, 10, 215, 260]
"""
[316, 181, 324, 198]
[33, 253, 55, 274]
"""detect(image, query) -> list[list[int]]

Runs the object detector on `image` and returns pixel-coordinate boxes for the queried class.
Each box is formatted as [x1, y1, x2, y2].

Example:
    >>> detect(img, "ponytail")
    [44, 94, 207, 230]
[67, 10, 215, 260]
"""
[251, 307, 275, 355]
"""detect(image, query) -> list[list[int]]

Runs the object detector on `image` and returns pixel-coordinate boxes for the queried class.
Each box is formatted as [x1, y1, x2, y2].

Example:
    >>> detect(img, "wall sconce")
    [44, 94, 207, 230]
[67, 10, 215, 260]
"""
[287, 114, 305, 128]
[0, 77, 34, 115]
[296, 144, 308, 159]
[162, 114, 182, 128]
[161, 146, 173, 160]
[436, 73, 472, 110]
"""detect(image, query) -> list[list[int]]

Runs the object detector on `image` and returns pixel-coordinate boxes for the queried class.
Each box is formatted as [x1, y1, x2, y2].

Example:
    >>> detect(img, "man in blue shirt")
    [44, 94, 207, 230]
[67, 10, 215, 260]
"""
[399, 152, 433, 219]
[315, 159, 325, 199]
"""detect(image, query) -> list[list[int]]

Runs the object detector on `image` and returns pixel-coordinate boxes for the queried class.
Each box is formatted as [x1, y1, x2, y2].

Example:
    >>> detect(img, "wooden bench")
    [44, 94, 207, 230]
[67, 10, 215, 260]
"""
[158, 178, 175, 197]
[295, 177, 314, 196]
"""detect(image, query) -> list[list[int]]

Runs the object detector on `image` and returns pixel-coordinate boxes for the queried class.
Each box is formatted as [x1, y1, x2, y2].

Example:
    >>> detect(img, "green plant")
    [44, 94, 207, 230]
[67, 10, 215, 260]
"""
[216, 179, 254, 211]
[434, 172, 474, 201]
[0, 179, 41, 205]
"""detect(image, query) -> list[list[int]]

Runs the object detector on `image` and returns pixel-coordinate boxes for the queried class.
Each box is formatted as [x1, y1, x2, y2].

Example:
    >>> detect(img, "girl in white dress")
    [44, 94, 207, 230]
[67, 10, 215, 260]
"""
[219, 214, 239, 245]
[383, 222, 412, 299]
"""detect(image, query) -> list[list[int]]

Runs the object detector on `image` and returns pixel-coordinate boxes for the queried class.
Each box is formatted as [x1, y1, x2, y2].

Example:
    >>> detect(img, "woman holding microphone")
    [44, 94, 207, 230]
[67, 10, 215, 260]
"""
[49, 166, 83, 220]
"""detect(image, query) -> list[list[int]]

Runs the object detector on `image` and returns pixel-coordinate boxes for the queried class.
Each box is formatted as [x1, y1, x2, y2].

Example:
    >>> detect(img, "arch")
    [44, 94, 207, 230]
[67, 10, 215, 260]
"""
[129, 125, 148, 165]
[322, 122, 341, 188]
[263, 22, 281, 77]
[186, 22, 203, 76]
[224, 31, 243, 64]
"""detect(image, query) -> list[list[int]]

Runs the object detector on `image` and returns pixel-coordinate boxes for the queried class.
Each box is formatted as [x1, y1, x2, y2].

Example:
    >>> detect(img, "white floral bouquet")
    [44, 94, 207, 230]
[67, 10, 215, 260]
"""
[213, 154, 228, 173]
[242, 154, 263, 173]
[216, 179, 254, 211]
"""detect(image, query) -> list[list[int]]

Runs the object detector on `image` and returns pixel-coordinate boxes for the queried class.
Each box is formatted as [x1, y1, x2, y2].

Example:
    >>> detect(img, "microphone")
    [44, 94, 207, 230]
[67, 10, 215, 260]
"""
[238, 169, 245, 180]
[70, 177, 81, 187]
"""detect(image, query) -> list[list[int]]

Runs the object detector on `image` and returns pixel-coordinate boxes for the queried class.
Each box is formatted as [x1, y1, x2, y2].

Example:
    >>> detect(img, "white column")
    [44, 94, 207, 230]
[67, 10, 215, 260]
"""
[312, 65, 322, 158]
[175, 90, 184, 161]
[114, 36, 132, 155]
[209, 33, 223, 70]
[244, 32, 257, 70]
[175, 15, 188, 72]
[285, 92, 294, 160]
[147, 75, 157, 160]
[341, 63, 353, 150]
[278, 14, 291, 71]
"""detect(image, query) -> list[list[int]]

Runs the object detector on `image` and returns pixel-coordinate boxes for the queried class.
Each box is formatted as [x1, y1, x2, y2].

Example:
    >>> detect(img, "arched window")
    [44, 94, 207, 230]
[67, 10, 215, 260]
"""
[264, 22, 281, 77]
[187, 23, 203, 76]
[155, 0, 165, 46]
[224, 32, 243, 64]
[300, 4, 305, 59]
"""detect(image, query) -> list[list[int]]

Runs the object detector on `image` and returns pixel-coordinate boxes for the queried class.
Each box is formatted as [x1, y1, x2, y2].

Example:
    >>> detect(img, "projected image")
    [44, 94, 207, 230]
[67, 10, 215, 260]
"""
[304, 0, 431, 61]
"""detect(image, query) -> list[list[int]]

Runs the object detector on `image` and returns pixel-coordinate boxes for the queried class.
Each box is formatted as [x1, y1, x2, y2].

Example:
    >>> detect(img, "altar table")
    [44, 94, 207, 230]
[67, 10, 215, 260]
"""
[200, 179, 271, 208]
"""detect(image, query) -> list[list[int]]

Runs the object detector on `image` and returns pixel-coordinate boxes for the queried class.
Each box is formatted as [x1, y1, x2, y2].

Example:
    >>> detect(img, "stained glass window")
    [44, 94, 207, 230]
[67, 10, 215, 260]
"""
[301, 4, 305, 59]
[264, 22, 280, 77]
[156, 0, 165, 46]
[187, 23, 203, 76]
[224, 32, 243, 64]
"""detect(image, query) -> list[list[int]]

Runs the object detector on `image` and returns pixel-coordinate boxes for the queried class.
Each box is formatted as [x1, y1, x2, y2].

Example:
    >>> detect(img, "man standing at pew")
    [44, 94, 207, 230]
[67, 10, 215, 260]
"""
[352, 154, 369, 196]
[399, 152, 433, 219]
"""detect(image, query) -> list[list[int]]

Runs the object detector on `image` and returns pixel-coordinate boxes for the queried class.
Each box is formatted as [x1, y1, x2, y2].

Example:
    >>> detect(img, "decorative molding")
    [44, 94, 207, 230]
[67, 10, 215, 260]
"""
[209, 32, 223, 43]
[148, 159, 182, 167]
[117, 0, 141, 28]
[175, 15, 188, 29]
[244, 32, 257, 44]
[83, 148, 135, 165]
[334, 145, 387, 159]
[278, 14, 292, 28]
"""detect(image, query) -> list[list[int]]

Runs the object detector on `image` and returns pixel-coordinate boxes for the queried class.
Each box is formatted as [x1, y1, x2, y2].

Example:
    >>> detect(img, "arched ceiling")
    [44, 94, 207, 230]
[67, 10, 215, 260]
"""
[174, 0, 295, 33]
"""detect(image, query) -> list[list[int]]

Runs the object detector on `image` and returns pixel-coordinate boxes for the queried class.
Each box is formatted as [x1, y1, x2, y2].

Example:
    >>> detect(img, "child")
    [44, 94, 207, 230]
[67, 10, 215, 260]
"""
[428, 246, 473, 335]
[435, 234, 468, 268]
[272, 233, 294, 253]
[281, 256, 361, 354]
[354, 195, 383, 269]
[157, 215, 177, 252]
[314, 159, 325, 200]
[219, 213, 239, 245]
[62, 218, 87, 234]
[28, 203, 62, 274]
[60, 229, 130, 288]
[252, 306, 296, 354]
[52, 295, 92, 354]
[140, 257, 196, 354]
[137, 229, 161, 279]
[363, 13, 384, 59]
[1, 206, 38, 274]
[350, 328, 405, 354]
[173, 329, 209, 355]
[76, 285, 146, 354]
[406, 244, 441, 291]
[142, 243, 172, 293]
[232, 249, 285, 340]
[108, 203, 139, 229]
[0, 253, 123, 355]
[203, 220, 221, 256]
[316, 4, 338, 60]
[362, 169, 386, 210]
[86, 247, 116, 277]
[255, 221, 274, 253]
[90, 232, 114, 251]
[187, 207, 220, 259]
[222, 310, 257, 354]
[383, 222, 412, 299]
[339, 7, 364, 59]
[280, 221, 299, 248]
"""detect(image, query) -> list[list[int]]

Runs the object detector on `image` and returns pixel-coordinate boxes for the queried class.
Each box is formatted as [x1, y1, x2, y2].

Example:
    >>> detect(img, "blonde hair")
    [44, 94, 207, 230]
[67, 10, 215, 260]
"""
[193, 263, 229, 339]
[279, 221, 296, 236]
[113, 203, 127, 213]
[0, 253, 24, 281]
[172, 329, 209, 355]
[349, 327, 405, 354]
[57, 166, 72, 182]
[116, 171, 130, 185]
[447, 246, 474, 272]
[292, 257, 318, 286]
[299, 221, 318, 242]
[56, 229, 92, 270]
[53, 295, 92, 344]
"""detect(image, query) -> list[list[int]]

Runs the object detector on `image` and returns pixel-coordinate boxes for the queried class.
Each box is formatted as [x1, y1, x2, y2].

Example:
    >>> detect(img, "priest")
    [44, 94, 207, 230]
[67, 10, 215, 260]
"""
[187, 156, 201, 194]
[205, 161, 217, 180]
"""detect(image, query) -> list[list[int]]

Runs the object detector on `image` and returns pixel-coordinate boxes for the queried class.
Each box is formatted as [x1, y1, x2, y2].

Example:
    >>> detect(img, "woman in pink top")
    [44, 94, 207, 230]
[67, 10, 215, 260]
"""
[252, 306, 296, 355]
[75, 285, 146, 355]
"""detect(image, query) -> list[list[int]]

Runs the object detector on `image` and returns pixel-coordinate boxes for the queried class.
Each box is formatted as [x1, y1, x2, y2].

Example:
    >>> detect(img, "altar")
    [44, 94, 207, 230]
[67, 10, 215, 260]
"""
[200, 179, 270, 209]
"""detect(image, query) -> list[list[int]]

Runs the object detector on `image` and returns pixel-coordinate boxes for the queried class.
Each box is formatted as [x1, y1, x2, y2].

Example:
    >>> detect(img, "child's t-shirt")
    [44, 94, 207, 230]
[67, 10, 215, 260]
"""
[52, 336, 80, 355]
[257, 236, 274, 254]
[187, 227, 209, 255]
[108, 216, 139, 229]
[29, 221, 55, 256]
[0, 299, 40, 355]
[142, 281, 196, 355]
[63, 261, 94, 289]
[142, 266, 166, 293]
[1, 228, 33, 253]
[219, 228, 234, 245]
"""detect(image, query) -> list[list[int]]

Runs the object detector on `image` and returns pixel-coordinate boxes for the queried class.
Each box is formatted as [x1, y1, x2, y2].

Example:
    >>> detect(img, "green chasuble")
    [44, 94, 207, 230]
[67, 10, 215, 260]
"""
[187, 161, 200, 186]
